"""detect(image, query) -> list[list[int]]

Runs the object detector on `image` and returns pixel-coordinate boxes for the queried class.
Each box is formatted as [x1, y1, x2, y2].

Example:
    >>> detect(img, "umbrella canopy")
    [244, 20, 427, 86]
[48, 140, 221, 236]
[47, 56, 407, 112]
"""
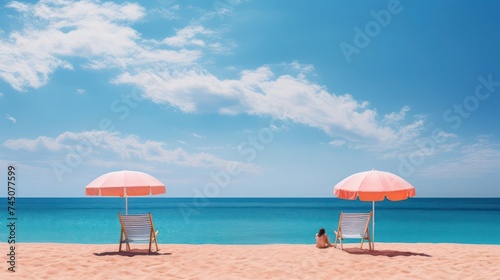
[334, 169, 415, 201]
[85, 170, 166, 214]
[333, 169, 415, 249]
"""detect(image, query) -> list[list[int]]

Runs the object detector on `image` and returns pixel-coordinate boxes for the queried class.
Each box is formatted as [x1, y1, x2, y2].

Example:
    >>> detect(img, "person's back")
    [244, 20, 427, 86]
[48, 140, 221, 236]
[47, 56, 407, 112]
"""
[315, 228, 333, 248]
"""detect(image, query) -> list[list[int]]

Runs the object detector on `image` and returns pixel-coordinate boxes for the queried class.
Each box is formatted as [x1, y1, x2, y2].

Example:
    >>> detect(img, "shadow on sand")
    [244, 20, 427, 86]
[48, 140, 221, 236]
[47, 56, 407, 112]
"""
[343, 248, 432, 257]
[94, 249, 172, 257]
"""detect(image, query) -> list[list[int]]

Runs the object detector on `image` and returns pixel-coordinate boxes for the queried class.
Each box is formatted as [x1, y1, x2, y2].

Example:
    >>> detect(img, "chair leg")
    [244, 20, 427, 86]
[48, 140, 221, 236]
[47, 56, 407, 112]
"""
[149, 230, 160, 253]
[119, 232, 123, 252]
[368, 234, 372, 251]
[154, 231, 159, 252]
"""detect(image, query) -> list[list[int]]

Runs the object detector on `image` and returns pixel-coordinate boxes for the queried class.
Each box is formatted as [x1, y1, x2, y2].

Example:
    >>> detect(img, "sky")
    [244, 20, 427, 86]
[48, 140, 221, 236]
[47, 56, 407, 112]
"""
[1, 0, 499, 198]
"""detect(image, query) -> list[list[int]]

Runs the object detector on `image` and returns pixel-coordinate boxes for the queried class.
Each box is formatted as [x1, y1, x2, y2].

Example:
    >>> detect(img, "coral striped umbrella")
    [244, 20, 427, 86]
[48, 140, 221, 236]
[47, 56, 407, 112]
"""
[334, 169, 416, 249]
[86, 170, 166, 214]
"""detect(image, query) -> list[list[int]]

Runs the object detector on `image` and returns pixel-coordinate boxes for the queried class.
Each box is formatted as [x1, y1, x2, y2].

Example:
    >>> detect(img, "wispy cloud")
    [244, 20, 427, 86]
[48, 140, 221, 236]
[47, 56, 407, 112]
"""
[416, 136, 500, 178]
[76, 88, 85, 94]
[192, 133, 206, 139]
[383, 106, 410, 124]
[197, 146, 223, 150]
[163, 25, 213, 47]
[3, 130, 261, 173]
[157, 4, 180, 20]
[328, 140, 345, 147]
[6, 114, 16, 124]
[368, 119, 462, 160]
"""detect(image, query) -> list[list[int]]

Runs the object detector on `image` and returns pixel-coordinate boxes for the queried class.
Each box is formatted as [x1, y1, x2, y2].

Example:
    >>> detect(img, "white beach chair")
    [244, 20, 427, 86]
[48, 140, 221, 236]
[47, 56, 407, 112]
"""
[118, 213, 159, 253]
[334, 212, 372, 251]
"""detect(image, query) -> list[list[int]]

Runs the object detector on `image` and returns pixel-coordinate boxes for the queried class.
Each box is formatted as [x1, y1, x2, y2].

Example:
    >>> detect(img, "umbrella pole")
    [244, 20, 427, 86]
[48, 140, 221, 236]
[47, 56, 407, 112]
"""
[125, 195, 128, 215]
[372, 201, 375, 250]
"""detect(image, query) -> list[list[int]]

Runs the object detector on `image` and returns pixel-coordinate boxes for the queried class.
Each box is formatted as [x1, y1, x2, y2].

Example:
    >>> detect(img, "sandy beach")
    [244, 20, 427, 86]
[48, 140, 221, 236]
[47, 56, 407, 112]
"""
[2, 243, 499, 279]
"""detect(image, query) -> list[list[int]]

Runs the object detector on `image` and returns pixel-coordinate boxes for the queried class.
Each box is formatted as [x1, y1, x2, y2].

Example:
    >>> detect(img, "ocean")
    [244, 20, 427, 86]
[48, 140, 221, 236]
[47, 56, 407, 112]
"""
[3, 197, 500, 245]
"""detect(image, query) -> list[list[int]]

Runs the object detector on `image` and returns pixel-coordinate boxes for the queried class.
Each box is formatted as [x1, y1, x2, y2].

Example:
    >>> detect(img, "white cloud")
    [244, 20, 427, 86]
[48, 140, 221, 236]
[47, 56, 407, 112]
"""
[114, 65, 424, 148]
[163, 25, 213, 47]
[192, 133, 206, 139]
[5, 135, 66, 151]
[6, 114, 16, 124]
[76, 88, 85, 94]
[0, 92, 4, 97]
[435, 130, 458, 140]
[157, 4, 180, 20]
[5, 1, 29, 12]
[197, 146, 223, 150]
[383, 106, 410, 124]
[329, 140, 345, 147]
[290, 61, 315, 73]
[416, 136, 500, 178]
[3, 130, 260, 173]
[0, 42, 72, 91]
[206, 0, 247, 20]
[0, 0, 200, 91]
[374, 122, 462, 160]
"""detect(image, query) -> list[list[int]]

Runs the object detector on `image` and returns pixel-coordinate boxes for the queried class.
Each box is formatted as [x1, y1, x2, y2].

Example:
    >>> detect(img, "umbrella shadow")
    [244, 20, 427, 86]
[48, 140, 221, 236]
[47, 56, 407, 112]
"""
[94, 249, 172, 257]
[343, 248, 431, 257]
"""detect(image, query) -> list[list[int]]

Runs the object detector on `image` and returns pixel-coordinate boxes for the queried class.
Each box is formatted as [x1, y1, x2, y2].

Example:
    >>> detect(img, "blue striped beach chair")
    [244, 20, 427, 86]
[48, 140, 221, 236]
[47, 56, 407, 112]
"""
[334, 212, 372, 251]
[118, 213, 159, 253]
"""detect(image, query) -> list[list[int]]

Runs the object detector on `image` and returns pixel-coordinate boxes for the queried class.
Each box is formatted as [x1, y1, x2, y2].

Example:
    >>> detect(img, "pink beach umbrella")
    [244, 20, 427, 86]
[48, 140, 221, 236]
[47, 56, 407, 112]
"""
[85, 170, 166, 214]
[333, 169, 416, 249]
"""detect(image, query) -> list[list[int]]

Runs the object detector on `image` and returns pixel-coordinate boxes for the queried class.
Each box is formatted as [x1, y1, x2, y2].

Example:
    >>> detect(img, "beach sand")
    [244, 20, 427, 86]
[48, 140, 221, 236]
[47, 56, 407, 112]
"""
[2, 243, 499, 279]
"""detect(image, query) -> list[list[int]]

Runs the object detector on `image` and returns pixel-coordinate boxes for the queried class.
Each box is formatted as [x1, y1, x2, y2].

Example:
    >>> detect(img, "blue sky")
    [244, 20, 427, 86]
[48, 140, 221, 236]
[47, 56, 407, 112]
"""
[1, 0, 499, 197]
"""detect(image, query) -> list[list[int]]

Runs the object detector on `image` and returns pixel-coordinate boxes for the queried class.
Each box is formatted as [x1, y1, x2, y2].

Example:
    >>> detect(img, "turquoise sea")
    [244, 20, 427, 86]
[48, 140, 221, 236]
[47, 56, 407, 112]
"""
[2, 198, 500, 245]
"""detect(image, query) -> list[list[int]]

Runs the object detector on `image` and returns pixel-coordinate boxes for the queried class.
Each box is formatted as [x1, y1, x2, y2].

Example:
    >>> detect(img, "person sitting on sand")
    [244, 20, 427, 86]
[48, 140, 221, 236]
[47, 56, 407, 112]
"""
[315, 228, 333, 248]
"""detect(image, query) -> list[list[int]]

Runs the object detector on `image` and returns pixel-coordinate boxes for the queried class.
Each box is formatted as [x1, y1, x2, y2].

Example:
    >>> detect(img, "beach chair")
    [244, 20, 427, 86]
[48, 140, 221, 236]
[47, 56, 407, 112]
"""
[333, 212, 372, 251]
[118, 213, 159, 253]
